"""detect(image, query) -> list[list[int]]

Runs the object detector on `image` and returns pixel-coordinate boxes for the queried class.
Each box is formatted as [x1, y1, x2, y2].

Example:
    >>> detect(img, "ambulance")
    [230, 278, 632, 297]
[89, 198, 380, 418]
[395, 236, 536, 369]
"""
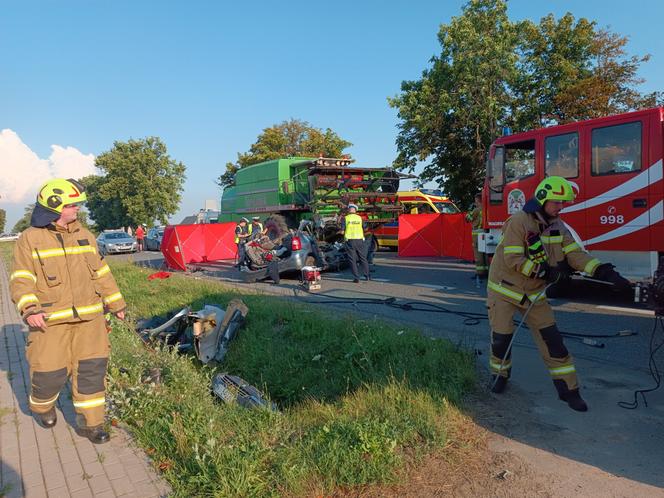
[481, 107, 664, 278]
[373, 190, 459, 249]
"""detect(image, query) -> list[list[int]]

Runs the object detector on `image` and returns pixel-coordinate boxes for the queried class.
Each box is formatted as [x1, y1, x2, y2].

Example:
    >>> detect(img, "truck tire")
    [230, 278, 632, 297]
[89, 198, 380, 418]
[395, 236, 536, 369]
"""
[264, 215, 289, 242]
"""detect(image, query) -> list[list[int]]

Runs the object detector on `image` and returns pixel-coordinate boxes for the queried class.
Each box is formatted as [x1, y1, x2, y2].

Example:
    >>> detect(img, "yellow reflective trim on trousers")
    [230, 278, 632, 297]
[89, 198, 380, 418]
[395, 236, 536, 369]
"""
[487, 280, 546, 303]
[32, 245, 96, 259]
[503, 245, 524, 254]
[46, 308, 75, 321]
[96, 264, 111, 277]
[103, 292, 123, 305]
[17, 293, 39, 310]
[472, 229, 483, 234]
[549, 365, 576, 376]
[29, 394, 59, 406]
[490, 360, 512, 371]
[584, 258, 601, 275]
[10, 270, 37, 283]
[540, 235, 563, 244]
[76, 303, 104, 316]
[73, 397, 105, 409]
[520, 259, 535, 276]
[562, 242, 580, 254]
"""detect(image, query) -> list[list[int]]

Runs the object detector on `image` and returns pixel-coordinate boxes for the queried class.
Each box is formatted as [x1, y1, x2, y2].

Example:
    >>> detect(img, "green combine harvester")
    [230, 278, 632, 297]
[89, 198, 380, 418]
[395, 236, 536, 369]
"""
[220, 156, 404, 242]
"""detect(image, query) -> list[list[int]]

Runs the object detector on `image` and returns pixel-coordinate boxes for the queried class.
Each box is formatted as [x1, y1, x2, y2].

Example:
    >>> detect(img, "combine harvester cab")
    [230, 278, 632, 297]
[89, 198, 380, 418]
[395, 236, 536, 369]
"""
[481, 107, 664, 279]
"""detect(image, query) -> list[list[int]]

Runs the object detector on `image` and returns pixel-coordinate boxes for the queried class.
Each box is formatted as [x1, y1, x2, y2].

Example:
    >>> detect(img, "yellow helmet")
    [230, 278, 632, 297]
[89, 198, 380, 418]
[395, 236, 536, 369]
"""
[36, 178, 87, 214]
[534, 176, 575, 205]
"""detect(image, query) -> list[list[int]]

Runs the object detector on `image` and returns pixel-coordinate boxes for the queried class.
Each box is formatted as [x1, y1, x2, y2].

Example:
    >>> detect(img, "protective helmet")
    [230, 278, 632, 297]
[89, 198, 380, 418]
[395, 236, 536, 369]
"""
[348, 203, 358, 211]
[534, 176, 575, 205]
[36, 178, 87, 214]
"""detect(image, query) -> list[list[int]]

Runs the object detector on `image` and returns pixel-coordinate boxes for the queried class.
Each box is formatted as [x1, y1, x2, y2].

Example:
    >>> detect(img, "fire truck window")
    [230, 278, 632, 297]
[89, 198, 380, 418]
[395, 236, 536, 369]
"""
[545, 132, 578, 178]
[591, 122, 642, 175]
[504, 140, 535, 183]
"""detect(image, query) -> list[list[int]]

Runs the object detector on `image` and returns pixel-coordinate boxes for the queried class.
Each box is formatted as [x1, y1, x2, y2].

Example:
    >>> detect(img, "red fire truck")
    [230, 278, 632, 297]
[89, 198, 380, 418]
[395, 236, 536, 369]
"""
[481, 107, 664, 279]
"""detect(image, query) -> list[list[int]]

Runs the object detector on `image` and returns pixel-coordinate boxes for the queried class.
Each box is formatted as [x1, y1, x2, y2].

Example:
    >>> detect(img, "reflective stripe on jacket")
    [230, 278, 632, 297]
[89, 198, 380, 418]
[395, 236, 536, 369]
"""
[10, 221, 126, 323]
[487, 207, 600, 305]
[344, 214, 364, 240]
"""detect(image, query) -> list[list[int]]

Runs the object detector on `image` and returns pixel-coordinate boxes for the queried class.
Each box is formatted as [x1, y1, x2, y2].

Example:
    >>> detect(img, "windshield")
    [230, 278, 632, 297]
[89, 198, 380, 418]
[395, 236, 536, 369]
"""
[434, 202, 459, 214]
[105, 232, 131, 240]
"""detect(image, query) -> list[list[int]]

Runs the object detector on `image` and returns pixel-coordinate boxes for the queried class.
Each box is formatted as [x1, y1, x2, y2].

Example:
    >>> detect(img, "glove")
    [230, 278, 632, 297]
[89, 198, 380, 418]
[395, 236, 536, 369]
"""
[526, 233, 548, 264]
[593, 263, 631, 292]
[539, 262, 571, 285]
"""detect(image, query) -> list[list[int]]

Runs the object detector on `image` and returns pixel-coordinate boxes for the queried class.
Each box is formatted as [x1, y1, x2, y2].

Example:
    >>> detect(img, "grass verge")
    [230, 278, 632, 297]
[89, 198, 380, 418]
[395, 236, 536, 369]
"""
[2, 247, 479, 496]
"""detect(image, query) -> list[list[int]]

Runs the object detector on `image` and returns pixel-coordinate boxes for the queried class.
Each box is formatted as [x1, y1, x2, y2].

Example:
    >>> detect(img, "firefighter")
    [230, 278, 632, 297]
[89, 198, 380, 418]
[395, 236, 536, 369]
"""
[341, 203, 370, 283]
[249, 216, 265, 240]
[9, 179, 126, 443]
[234, 217, 250, 266]
[487, 176, 630, 411]
[466, 192, 488, 279]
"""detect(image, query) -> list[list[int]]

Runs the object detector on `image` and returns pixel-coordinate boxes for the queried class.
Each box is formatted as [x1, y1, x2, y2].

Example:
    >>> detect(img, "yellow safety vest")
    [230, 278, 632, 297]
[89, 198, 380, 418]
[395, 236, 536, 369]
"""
[248, 222, 263, 235]
[344, 214, 364, 240]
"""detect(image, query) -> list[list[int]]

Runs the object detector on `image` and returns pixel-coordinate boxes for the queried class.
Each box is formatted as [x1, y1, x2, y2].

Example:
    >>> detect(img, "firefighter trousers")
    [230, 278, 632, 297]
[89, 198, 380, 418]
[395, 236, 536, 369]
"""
[487, 292, 578, 390]
[472, 234, 488, 277]
[25, 314, 110, 427]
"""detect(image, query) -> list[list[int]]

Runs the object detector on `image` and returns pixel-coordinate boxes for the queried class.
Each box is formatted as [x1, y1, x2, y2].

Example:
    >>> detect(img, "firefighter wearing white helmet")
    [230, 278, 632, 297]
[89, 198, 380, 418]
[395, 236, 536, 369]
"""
[486, 176, 630, 411]
[341, 203, 370, 283]
[9, 179, 126, 443]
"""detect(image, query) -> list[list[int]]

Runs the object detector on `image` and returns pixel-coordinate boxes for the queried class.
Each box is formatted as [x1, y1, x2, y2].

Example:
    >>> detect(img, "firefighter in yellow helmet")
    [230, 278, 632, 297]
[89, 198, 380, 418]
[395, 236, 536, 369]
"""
[466, 192, 488, 279]
[9, 179, 126, 443]
[487, 176, 630, 411]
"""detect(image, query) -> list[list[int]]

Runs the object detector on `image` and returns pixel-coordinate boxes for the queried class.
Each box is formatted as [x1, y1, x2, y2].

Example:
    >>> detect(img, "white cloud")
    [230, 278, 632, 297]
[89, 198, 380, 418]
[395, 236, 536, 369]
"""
[0, 129, 97, 204]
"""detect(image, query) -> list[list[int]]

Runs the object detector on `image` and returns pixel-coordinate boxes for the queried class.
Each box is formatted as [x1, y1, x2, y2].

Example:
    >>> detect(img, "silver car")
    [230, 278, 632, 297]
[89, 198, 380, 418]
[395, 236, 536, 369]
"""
[97, 230, 137, 256]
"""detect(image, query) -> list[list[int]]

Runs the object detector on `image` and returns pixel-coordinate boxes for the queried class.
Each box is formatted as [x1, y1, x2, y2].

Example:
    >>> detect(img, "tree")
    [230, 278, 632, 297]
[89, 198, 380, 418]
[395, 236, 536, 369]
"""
[12, 204, 34, 233]
[389, 0, 518, 208]
[0, 208, 5, 233]
[217, 119, 352, 188]
[390, 0, 657, 208]
[87, 137, 186, 230]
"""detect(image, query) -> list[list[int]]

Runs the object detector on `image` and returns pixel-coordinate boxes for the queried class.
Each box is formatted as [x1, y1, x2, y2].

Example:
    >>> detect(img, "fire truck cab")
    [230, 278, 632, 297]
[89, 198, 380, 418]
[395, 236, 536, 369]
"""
[482, 107, 664, 279]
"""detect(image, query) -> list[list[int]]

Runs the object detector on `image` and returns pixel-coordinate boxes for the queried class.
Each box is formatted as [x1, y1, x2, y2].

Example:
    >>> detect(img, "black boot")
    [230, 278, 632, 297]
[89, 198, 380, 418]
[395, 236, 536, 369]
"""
[35, 407, 57, 428]
[490, 375, 508, 393]
[77, 425, 110, 444]
[553, 380, 588, 412]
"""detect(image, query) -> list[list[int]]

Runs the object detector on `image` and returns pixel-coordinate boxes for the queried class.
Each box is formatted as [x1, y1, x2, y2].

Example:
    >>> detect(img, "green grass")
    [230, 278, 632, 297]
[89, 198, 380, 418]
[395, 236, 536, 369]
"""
[1, 247, 478, 497]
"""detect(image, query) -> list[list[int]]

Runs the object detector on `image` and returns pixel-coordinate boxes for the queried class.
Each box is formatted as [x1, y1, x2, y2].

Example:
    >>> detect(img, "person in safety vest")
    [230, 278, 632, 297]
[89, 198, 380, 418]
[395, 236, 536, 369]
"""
[341, 203, 370, 283]
[487, 176, 630, 411]
[466, 192, 488, 279]
[235, 217, 250, 267]
[249, 216, 265, 240]
[9, 179, 126, 443]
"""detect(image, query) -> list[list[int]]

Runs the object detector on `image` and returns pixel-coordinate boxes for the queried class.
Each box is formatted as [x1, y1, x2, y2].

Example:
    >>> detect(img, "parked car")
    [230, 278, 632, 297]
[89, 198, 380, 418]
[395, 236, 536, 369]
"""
[97, 230, 137, 256]
[145, 227, 165, 251]
[0, 233, 20, 242]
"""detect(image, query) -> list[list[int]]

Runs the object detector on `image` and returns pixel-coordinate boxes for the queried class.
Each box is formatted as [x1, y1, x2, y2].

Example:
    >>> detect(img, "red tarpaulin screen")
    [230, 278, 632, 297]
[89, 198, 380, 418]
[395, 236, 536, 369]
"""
[161, 223, 236, 271]
[398, 213, 473, 261]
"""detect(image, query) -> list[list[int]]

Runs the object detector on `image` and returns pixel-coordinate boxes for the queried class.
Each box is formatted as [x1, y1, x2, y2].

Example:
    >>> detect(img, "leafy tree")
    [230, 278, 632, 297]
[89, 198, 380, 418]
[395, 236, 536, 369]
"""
[12, 204, 34, 233]
[87, 137, 186, 230]
[0, 208, 5, 233]
[390, 0, 657, 208]
[389, 0, 517, 208]
[217, 119, 352, 188]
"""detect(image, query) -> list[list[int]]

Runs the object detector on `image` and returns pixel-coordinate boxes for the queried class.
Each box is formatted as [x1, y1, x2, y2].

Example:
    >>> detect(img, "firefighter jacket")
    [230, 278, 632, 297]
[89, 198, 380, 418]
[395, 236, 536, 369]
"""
[10, 221, 126, 324]
[487, 199, 601, 306]
[466, 206, 483, 235]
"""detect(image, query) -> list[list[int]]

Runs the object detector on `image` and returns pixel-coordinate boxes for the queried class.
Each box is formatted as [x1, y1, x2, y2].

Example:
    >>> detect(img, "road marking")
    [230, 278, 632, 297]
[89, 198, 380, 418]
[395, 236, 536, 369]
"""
[413, 283, 457, 291]
[370, 278, 391, 282]
[596, 305, 654, 316]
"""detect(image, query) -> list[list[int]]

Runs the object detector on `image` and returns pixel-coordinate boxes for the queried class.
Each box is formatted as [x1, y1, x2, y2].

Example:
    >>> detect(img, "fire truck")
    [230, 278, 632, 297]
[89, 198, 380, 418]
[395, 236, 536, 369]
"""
[481, 107, 664, 279]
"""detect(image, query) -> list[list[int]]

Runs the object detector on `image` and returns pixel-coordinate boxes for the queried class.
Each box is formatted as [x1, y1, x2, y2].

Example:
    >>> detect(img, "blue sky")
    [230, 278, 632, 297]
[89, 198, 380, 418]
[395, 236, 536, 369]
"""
[1, 0, 663, 229]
